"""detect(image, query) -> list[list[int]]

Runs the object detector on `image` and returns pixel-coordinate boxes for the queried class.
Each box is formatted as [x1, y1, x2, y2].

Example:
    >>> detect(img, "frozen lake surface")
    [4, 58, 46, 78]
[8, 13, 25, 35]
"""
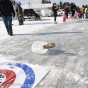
[0, 17, 88, 88]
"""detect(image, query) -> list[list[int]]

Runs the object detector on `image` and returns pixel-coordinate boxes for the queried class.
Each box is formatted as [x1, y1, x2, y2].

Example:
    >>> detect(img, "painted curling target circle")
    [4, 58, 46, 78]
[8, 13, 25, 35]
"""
[15, 63, 35, 88]
[0, 69, 16, 88]
[7, 63, 35, 88]
[0, 73, 6, 85]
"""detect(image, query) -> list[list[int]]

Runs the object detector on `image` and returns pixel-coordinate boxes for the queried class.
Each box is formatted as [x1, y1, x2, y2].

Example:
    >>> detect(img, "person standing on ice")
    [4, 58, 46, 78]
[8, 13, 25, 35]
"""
[0, 0, 15, 36]
[70, 3, 76, 18]
[63, 3, 69, 22]
[52, 3, 58, 24]
[15, 1, 24, 25]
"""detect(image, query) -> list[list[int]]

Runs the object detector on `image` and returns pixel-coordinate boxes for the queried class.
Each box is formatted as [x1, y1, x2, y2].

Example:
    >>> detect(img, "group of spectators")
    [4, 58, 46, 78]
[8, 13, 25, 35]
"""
[0, 0, 88, 35]
[62, 2, 88, 19]
[52, 2, 88, 23]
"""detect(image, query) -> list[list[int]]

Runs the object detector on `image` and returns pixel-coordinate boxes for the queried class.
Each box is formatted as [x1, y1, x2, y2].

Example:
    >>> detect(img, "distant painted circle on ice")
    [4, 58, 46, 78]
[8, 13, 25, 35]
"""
[31, 41, 48, 54]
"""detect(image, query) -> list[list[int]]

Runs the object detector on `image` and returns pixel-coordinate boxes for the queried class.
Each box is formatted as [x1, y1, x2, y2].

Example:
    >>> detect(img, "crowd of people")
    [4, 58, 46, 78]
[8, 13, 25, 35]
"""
[0, 0, 88, 35]
[52, 2, 88, 23]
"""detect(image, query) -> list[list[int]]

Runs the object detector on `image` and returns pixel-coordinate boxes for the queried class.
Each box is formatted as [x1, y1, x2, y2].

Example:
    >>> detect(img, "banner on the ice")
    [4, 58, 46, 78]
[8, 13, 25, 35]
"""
[0, 63, 49, 88]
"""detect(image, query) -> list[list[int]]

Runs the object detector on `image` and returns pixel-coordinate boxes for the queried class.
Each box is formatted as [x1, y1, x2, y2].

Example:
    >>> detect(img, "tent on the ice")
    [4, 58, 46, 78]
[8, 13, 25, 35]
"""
[50, 0, 88, 6]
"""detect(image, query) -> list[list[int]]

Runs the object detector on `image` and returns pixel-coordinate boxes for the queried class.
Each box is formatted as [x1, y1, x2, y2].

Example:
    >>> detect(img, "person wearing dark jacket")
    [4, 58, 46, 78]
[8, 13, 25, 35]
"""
[70, 3, 76, 17]
[52, 3, 58, 23]
[16, 1, 24, 25]
[0, 0, 15, 36]
[63, 3, 70, 22]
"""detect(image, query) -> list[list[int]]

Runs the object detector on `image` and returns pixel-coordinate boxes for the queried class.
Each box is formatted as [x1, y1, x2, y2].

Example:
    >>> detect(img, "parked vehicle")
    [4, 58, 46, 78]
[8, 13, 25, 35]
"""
[23, 9, 41, 20]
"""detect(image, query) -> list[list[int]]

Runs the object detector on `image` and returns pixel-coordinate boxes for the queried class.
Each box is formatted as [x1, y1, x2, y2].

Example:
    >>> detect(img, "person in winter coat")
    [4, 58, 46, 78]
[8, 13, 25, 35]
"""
[85, 6, 88, 18]
[70, 3, 76, 17]
[0, 0, 15, 36]
[16, 1, 24, 25]
[52, 3, 58, 23]
[63, 3, 69, 22]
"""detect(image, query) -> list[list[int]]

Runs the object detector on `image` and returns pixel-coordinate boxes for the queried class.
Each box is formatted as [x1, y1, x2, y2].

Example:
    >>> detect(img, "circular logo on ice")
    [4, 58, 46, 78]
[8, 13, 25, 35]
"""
[0, 69, 16, 88]
[15, 63, 35, 88]
[7, 63, 35, 88]
[0, 73, 6, 85]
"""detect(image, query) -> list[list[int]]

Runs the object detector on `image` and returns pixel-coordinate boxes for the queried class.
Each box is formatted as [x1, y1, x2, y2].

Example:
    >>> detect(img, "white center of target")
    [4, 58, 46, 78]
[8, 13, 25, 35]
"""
[0, 73, 6, 85]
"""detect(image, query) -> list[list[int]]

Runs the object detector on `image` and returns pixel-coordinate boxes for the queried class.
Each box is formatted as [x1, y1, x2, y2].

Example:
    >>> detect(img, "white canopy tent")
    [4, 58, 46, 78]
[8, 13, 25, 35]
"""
[14, 0, 88, 9]
[15, 0, 42, 9]
[51, 0, 88, 6]
[15, 0, 52, 9]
